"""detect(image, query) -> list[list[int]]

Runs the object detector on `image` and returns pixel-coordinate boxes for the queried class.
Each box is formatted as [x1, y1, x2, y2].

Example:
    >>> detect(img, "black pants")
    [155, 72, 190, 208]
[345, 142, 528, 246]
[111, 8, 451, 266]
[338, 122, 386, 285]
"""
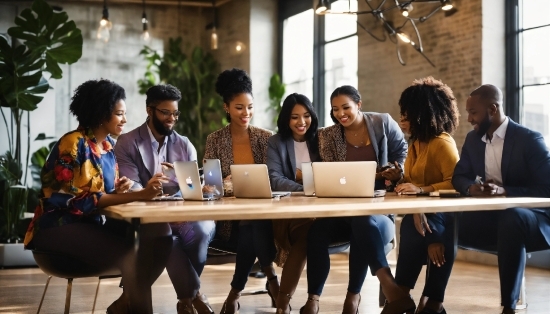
[306, 215, 394, 295]
[395, 213, 455, 302]
[458, 208, 550, 309]
[32, 219, 172, 314]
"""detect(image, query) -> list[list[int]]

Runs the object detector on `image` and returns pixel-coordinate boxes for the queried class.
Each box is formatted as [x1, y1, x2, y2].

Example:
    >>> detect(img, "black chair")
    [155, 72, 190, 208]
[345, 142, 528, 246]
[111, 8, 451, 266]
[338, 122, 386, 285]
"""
[33, 250, 121, 314]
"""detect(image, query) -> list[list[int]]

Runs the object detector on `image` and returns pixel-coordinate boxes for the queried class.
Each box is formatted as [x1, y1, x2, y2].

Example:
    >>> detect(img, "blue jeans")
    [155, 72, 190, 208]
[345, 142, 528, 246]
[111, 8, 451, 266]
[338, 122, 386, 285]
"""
[395, 213, 455, 302]
[166, 220, 216, 299]
[306, 215, 394, 295]
[231, 220, 276, 290]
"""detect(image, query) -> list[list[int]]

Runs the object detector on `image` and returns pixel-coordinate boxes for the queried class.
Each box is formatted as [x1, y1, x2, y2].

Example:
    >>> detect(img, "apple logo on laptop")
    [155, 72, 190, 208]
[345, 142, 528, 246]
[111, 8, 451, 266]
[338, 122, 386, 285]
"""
[209, 171, 213, 177]
[340, 177, 347, 185]
[186, 176, 194, 189]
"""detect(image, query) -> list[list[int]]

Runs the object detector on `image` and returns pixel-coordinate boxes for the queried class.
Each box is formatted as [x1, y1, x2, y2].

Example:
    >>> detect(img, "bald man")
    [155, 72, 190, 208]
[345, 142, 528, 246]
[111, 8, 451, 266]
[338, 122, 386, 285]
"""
[452, 84, 550, 314]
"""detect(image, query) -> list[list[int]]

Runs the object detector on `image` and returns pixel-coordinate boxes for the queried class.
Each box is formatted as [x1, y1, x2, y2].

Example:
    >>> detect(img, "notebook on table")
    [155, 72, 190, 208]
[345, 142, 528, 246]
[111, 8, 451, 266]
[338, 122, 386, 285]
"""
[173, 160, 223, 201]
[230, 164, 291, 199]
[312, 161, 385, 198]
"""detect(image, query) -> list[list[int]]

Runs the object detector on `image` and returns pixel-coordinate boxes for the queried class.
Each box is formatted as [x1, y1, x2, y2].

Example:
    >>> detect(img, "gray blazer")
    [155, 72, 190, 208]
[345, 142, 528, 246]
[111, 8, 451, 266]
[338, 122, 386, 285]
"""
[114, 122, 197, 190]
[266, 134, 320, 192]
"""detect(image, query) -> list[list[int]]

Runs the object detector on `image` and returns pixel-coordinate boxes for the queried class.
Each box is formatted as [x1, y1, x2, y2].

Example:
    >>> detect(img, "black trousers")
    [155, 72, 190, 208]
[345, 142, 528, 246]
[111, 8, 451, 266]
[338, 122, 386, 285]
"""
[32, 219, 172, 314]
[458, 208, 550, 309]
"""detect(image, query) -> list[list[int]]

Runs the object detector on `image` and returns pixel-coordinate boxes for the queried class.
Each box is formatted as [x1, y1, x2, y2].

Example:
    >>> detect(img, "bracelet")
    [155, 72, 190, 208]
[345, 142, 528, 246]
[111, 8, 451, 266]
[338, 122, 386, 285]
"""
[419, 187, 424, 193]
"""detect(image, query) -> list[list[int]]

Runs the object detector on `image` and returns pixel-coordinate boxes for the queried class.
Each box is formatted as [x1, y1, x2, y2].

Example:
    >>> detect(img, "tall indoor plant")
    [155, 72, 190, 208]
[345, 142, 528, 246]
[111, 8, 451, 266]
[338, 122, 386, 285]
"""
[0, 0, 83, 244]
[138, 37, 224, 160]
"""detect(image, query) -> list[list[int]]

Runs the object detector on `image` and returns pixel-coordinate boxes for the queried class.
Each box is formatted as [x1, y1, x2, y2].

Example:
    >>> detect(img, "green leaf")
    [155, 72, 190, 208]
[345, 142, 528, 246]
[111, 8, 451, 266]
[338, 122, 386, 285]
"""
[45, 53, 62, 79]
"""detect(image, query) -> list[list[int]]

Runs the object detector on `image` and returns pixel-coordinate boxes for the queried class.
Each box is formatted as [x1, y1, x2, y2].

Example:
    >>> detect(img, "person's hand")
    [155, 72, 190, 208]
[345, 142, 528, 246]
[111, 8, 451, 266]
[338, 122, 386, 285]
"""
[202, 184, 217, 194]
[115, 176, 133, 194]
[140, 173, 169, 200]
[380, 161, 403, 182]
[468, 180, 506, 197]
[412, 213, 432, 236]
[160, 162, 174, 169]
[395, 183, 421, 195]
[428, 243, 446, 267]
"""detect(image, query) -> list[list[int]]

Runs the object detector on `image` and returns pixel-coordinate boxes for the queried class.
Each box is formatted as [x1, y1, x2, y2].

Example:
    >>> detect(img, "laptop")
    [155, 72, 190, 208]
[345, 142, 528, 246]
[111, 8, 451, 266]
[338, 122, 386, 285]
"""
[312, 161, 385, 198]
[202, 159, 224, 197]
[230, 164, 291, 199]
[302, 162, 315, 196]
[173, 161, 223, 201]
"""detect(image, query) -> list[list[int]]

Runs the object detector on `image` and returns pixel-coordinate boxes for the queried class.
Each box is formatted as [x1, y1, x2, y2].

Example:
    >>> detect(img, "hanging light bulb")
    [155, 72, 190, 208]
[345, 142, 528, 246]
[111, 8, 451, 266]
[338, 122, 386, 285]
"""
[315, 0, 330, 15]
[440, 0, 453, 11]
[211, 26, 218, 50]
[97, 0, 112, 42]
[397, 31, 411, 43]
[141, 11, 150, 41]
[401, 3, 413, 17]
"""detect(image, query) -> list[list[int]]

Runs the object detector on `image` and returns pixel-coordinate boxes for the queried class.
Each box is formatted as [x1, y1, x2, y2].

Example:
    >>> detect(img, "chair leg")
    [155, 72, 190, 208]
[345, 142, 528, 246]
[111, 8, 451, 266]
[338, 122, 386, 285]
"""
[516, 274, 527, 310]
[37, 275, 52, 314]
[64, 278, 73, 314]
[92, 277, 102, 313]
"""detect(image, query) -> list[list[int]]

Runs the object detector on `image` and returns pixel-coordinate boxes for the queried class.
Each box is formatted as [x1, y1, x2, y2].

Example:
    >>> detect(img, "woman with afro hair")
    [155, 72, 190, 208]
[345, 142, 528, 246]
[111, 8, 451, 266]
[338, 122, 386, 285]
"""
[24, 79, 173, 314]
[390, 76, 460, 314]
[203, 68, 278, 314]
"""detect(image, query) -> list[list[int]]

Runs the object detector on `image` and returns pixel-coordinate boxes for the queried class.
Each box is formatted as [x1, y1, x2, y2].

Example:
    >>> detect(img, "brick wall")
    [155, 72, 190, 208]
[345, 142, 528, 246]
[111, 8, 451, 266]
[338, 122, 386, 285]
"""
[357, 0, 500, 149]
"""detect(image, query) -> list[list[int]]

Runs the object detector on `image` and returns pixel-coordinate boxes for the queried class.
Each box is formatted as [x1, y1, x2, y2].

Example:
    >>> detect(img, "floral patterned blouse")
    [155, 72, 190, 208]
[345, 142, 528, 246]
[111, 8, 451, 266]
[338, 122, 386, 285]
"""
[24, 128, 119, 247]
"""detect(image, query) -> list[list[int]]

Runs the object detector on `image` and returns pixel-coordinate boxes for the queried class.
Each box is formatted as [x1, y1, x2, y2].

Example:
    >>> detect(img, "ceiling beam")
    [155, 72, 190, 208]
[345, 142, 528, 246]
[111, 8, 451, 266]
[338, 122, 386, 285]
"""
[31, 0, 232, 7]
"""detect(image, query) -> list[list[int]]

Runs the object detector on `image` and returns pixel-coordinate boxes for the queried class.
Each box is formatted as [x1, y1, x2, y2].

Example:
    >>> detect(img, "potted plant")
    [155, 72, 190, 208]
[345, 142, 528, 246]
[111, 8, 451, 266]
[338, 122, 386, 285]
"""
[0, 0, 83, 266]
[267, 73, 286, 127]
[138, 37, 225, 160]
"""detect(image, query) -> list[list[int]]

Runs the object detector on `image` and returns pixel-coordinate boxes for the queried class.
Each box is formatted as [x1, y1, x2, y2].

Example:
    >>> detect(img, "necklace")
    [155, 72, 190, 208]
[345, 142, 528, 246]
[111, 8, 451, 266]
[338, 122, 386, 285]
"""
[345, 122, 368, 148]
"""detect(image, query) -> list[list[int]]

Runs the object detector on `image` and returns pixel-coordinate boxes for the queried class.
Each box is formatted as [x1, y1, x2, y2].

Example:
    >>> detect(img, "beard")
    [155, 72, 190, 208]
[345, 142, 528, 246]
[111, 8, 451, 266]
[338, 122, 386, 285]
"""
[476, 114, 491, 137]
[152, 113, 174, 136]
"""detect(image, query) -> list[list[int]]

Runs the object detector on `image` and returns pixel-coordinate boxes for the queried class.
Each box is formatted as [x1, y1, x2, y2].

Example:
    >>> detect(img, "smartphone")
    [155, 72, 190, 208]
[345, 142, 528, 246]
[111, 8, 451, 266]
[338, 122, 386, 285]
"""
[162, 165, 177, 182]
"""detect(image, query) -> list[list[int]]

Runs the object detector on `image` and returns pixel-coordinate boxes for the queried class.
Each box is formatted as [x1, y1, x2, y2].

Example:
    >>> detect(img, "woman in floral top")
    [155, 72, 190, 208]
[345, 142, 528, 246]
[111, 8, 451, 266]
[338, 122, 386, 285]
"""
[24, 79, 172, 314]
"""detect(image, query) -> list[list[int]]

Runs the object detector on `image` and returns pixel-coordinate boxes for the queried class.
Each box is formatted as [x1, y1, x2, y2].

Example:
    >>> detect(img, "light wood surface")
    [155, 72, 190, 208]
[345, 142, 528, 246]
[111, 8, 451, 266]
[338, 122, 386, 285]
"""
[102, 194, 550, 224]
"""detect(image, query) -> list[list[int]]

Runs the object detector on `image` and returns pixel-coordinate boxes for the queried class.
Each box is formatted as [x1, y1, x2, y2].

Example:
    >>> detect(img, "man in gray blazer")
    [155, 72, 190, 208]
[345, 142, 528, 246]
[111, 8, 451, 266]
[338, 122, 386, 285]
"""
[114, 84, 216, 314]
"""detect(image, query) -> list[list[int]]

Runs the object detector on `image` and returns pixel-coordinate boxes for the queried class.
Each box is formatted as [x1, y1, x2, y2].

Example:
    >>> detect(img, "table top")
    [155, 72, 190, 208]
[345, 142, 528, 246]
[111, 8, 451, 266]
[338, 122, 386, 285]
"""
[101, 194, 550, 224]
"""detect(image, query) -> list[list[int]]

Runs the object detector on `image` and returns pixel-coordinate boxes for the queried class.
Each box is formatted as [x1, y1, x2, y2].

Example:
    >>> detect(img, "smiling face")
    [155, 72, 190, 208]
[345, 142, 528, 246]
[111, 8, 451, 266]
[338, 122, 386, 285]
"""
[148, 100, 179, 136]
[399, 114, 411, 135]
[466, 95, 492, 136]
[103, 99, 127, 136]
[331, 94, 362, 128]
[225, 93, 254, 127]
[289, 104, 311, 141]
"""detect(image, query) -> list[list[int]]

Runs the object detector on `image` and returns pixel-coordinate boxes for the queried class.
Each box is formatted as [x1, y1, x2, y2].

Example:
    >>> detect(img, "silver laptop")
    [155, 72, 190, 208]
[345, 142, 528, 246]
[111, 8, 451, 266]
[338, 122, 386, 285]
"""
[203, 159, 224, 197]
[312, 161, 385, 198]
[230, 164, 291, 199]
[174, 161, 223, 201]
[302, 162, 315, 196]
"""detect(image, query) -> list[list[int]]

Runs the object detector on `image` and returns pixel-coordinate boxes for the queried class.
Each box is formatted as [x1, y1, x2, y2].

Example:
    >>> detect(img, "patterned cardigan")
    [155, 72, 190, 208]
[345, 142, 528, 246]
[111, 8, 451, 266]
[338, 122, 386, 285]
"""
[203, 124, 273, 241]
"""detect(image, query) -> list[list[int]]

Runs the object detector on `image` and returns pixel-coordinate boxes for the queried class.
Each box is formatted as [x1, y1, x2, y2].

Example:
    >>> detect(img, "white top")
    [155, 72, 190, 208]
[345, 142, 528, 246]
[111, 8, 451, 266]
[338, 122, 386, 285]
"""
[481, 117, 508, 186]
[147, 124, 168, 175]
[294, 141, 311, 170]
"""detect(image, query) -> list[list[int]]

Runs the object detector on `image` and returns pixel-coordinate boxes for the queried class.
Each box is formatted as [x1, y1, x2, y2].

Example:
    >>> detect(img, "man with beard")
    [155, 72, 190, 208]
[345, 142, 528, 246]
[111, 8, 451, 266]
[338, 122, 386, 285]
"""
[115, 84, 216, 314]
[451, 84, 550, 314]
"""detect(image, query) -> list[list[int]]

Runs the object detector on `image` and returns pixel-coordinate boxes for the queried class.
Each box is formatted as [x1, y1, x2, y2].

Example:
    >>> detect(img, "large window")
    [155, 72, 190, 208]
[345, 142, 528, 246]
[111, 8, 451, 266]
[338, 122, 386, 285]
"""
[519, 0, 550, 145]
[281, 0, 358, 127]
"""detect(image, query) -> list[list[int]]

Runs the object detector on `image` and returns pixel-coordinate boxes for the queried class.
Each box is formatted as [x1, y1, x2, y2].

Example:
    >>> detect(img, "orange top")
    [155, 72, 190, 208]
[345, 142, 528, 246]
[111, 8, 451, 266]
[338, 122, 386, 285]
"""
[233, 141, 254, 164]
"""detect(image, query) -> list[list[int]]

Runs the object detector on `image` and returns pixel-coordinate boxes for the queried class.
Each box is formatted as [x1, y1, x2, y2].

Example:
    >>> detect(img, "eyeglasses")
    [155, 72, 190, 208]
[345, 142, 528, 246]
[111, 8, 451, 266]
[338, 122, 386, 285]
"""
[151, 107, 181, 118]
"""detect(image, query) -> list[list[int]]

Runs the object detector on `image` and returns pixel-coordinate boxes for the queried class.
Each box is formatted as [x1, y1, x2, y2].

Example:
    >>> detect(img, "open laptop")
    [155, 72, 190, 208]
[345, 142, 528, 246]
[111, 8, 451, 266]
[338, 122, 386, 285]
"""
[301, 162, 315, 196]
[173, 161, 223, 201]
[202, 159, 224, 197]
[312, 161, 385, 198]
[230, 164, 291, 199]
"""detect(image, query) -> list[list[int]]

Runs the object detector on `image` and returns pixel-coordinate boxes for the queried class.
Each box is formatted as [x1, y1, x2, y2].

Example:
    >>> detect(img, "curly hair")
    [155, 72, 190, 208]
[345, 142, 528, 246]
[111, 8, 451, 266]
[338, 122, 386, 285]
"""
[215, 68, 253, 122]
[329, 85, 362, 124]
[146, 84, 181, 107]
[277, 93, 319, 143]
[69, 79, 126, 130]
[398, 76, 459, 142]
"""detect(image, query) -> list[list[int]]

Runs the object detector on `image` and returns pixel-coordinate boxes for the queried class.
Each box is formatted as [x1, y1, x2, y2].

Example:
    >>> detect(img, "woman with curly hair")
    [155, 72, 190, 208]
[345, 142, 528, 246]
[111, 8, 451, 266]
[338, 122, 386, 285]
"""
[23, 79, 172, 314]
[390, 77, 460, 314]
[203, 68, 278, 313]
[266, 93, 320, 313]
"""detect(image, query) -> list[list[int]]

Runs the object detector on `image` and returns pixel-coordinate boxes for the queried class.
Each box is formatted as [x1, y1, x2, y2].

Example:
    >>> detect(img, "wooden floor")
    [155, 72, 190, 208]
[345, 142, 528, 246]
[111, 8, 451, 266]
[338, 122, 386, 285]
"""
[1, 252, 549, 314]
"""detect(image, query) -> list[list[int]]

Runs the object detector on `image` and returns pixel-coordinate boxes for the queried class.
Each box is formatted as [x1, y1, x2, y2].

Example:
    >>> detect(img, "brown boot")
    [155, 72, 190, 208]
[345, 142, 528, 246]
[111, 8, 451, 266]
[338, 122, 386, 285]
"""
[192, 292, 214, 314]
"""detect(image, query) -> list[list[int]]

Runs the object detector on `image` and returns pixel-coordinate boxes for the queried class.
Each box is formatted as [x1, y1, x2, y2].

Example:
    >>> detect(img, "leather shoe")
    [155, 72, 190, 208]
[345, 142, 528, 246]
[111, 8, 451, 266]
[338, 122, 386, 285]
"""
[193, 293, 214, 314]
[177, 302, 198, 314]
[380, 296, 416, 314]
[106, 292, 128, 314]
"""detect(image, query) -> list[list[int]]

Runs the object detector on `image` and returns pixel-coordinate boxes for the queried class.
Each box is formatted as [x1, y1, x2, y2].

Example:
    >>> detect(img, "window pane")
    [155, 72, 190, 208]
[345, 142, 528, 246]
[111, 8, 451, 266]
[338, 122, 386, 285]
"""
[283, 9, 314, 100]
[522, 0, 550, 29]
[324, 36, 358, 126]
[522, 26, 550, 85]
[523, 85, 550, 146]
[325, 0, 358, 42]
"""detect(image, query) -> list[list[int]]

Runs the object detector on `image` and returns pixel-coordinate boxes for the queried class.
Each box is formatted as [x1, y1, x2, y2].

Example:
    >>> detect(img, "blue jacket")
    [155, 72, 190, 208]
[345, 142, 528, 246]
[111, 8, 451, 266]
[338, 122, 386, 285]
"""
[452, 118, 550, 243]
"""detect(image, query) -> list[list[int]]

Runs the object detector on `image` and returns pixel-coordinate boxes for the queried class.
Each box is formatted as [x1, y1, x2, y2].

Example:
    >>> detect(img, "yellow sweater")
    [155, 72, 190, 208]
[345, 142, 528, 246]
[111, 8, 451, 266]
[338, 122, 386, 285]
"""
[403, 132, 459, 191]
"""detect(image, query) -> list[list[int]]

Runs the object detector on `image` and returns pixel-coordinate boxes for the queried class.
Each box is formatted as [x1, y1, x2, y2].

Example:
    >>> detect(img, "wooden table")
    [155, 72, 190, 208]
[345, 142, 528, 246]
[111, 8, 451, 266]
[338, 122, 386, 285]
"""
[102, 194, 550, 224]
